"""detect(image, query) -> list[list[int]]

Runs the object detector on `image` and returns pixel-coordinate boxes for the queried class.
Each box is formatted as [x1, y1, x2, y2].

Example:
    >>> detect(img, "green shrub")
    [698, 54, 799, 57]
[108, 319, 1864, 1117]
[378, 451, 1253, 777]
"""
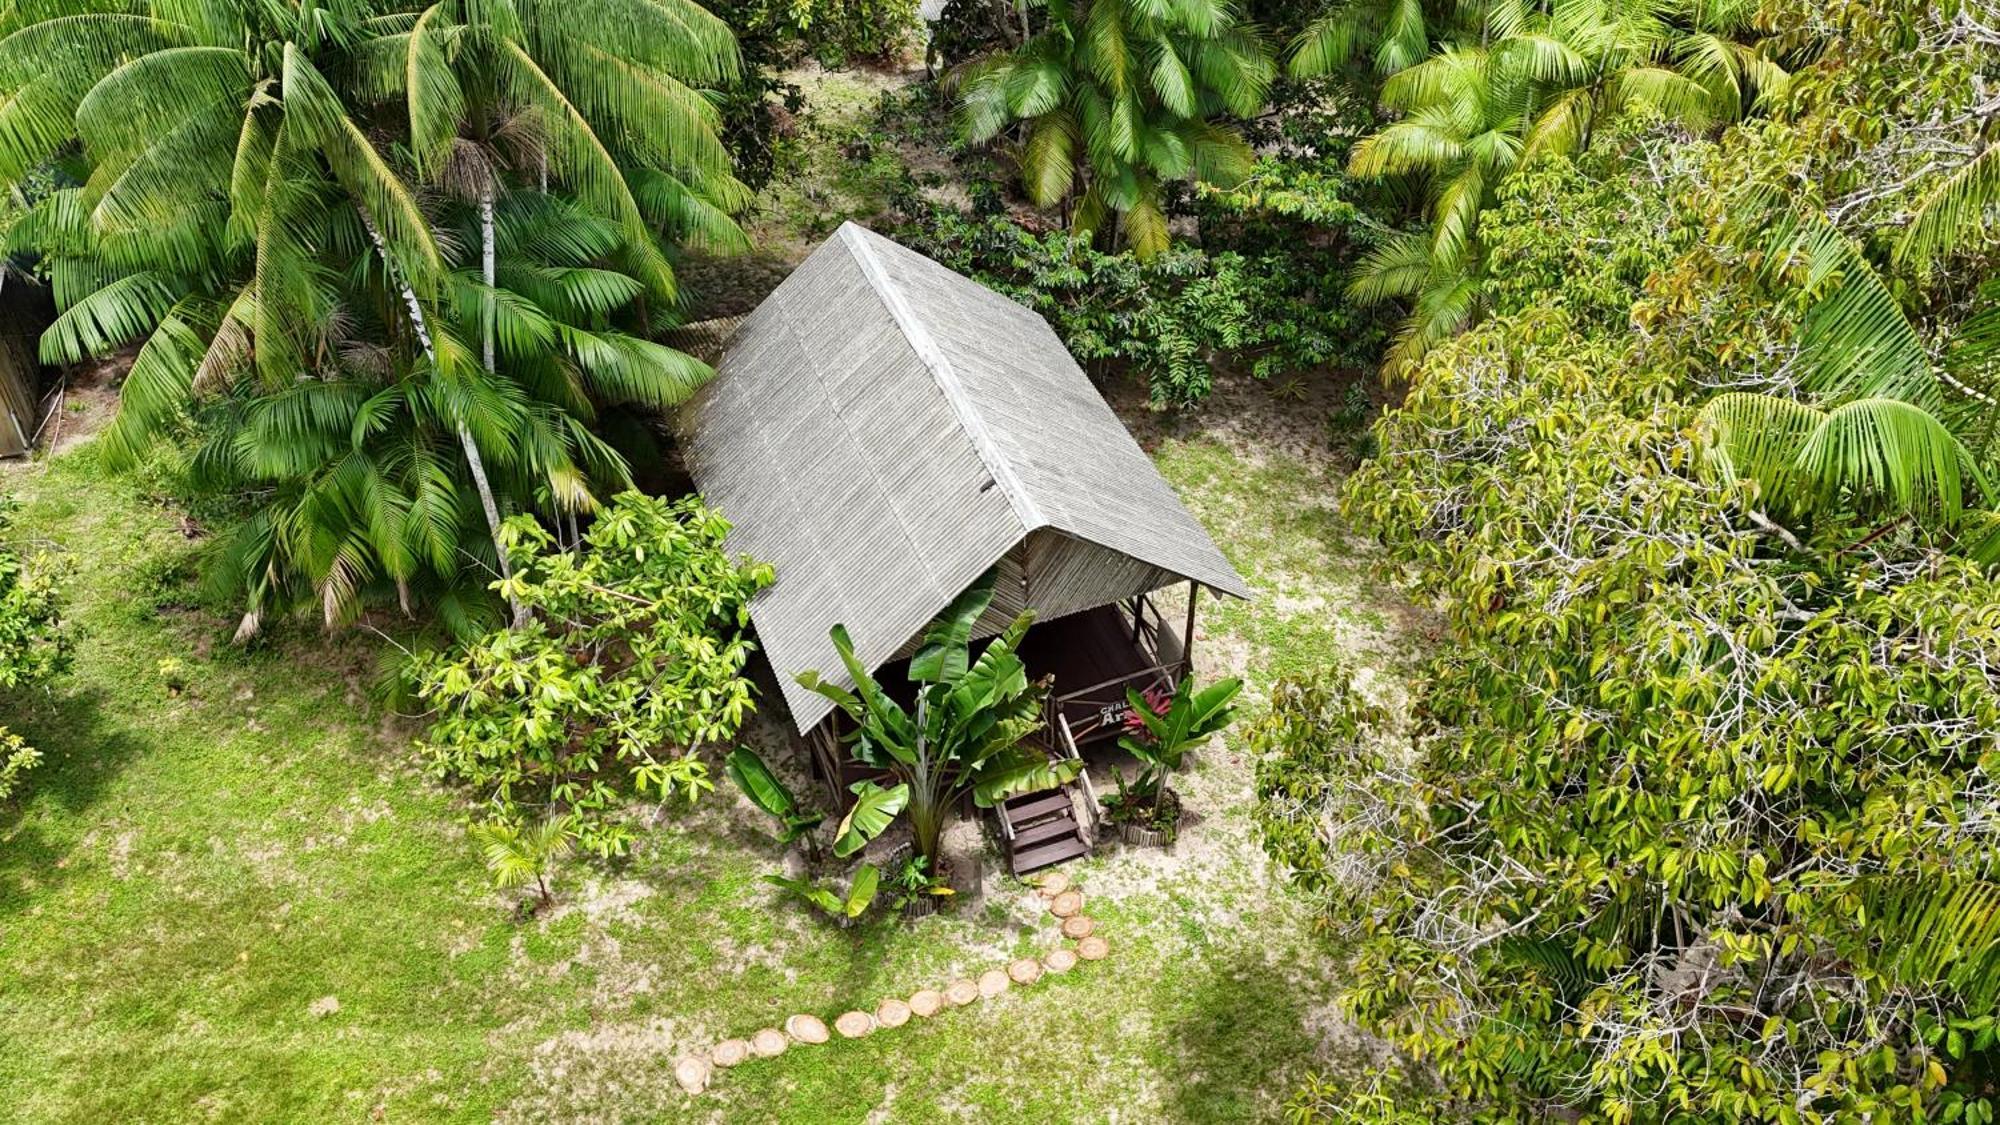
[411, 493, 773, 858]
[1259, 14, 2000, 1109]
[0, 500, 72, 805]
[894, 208, 1385, 406]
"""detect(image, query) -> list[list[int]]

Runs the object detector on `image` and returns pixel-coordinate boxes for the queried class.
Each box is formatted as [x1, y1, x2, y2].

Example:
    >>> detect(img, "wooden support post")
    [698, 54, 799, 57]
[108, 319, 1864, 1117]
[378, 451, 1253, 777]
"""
[1181, 579, 1198, 678]
[810, 721, 843, 806]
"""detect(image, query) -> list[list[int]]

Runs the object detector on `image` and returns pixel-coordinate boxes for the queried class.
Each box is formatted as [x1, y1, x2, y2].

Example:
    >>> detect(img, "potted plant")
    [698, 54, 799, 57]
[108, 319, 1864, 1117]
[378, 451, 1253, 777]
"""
[1102, 673, 1243, 845]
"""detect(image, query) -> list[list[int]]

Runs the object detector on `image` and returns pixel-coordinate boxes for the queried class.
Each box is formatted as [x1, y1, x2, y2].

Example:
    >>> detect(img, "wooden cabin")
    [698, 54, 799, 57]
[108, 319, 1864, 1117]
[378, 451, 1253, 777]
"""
[678, 223, 1249, 872]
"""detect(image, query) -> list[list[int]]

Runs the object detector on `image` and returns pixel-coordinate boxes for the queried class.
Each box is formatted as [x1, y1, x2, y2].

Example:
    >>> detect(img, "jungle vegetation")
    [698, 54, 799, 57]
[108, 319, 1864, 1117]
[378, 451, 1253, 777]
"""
[2, 0, 1998, 1119]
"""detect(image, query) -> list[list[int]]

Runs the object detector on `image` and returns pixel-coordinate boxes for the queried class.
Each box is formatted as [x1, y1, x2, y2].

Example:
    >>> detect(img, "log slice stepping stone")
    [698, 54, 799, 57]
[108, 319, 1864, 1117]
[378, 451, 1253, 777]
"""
[750, 1028, 788, 1058]
[1062, 915, 1095, 940]
[1050, 890, 1084, 918]
[785, 1014, 829, 1045]
[1044, 947, 1079, 973]
[673, 1055, 710, 1095]
[1036, 872, 1071, 898]
[944, 978, 979, 1006]
[711, 1039, 751, 1068]
[978, 969, 1010, 999]
[877, 998, 912, 1028]
[1077, 935, 1110, 961]
[909, 989, 945, 1017]
[1008, 957, 1043, 985]
[834, 1010, 875, 1038]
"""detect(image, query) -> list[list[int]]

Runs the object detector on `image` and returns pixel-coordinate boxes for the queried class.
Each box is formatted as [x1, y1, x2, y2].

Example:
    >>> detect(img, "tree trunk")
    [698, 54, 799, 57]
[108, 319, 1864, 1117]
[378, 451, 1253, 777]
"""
[359, 203, 523, 625]
[478, 188, 529, 628]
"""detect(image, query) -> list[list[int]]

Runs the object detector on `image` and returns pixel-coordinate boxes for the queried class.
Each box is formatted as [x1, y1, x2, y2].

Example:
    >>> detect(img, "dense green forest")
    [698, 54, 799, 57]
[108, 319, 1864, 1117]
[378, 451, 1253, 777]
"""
[1, 0, 1997, 1119]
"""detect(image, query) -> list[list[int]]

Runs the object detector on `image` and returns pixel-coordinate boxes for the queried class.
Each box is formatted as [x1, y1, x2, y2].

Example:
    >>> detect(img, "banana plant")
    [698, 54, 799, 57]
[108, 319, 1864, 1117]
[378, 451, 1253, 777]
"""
[1118, 673, 1244, 802]
[724, 746, 827, 864]
[798, 568, 1079, 870]
[764, 863, 881, 924]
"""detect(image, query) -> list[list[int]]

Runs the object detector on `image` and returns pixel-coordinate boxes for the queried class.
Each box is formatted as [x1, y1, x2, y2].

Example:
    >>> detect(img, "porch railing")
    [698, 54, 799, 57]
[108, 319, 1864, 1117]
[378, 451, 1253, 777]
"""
[1055, 712, 1101, 837]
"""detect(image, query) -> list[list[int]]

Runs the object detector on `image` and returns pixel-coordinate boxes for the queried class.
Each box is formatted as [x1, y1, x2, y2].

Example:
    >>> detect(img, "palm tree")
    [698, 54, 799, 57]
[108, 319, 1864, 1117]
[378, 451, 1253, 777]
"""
[957, 0, 1275, 258]
[185, 192, 711, 634]
[360, 0, 752, 303]
[355, 0, 748, 615]
[2, 0, 487, 590]
[1342, 0, 1783, 372]
[3, 0, 745, 631]
[1287, 0, 1452, 78]
[1894, 142, 2000, 275]
[1695, 212, 1998, 543]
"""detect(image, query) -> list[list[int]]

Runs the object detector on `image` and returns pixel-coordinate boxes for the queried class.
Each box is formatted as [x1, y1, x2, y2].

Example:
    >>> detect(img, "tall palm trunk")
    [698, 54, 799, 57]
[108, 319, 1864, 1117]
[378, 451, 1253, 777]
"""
[480, 185, 529, 627]
[358, 204, 523, 624]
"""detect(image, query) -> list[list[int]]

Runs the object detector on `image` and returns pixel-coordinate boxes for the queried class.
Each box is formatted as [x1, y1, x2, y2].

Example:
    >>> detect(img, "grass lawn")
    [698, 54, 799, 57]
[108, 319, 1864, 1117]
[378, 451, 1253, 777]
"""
[0, 371, 1419, 1123]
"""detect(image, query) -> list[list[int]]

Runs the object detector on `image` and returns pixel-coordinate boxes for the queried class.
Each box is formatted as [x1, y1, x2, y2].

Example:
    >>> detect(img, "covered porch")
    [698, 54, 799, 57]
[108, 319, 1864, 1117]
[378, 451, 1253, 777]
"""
[798, 582, 1201, 806]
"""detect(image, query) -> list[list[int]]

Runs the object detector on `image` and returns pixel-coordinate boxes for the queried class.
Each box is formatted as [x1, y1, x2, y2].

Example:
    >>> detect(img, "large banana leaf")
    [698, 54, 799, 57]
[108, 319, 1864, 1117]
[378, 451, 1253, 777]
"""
[970, 747, 1083, 808]
[1121, 675, 1243, 768]
[724, 746, 823, 842]
[798, 622, 916, 765]
[909, 568, 998, 684]
[833, 780, 909, 857]
[842, 863, 881, 918]
[949, 609, 1034, 718]
[724, 746, 796, 818]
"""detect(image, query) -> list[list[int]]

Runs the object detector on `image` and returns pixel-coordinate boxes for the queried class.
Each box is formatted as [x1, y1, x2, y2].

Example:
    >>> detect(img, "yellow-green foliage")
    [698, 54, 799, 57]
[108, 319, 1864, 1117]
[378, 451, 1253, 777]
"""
[411, 493, 772, 858]
[1258, 4, 2000, 1117]
[1267, 302, 2000, 1121]
[0, 501, 70, 804]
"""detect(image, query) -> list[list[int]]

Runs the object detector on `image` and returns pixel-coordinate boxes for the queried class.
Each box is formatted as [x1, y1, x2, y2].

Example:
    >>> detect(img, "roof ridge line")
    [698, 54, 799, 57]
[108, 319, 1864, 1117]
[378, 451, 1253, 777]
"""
[838, 223, 1043, 532]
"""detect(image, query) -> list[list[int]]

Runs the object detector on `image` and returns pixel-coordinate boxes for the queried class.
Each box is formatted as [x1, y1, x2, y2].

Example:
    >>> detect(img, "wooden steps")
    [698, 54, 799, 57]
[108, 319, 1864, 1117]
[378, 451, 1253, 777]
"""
[997, 785, 1090, 876]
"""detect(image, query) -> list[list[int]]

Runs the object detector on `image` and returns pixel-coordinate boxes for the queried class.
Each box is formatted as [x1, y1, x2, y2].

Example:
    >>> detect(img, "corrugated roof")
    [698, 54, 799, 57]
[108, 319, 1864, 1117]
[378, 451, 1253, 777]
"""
[679, 222, 1249, 731]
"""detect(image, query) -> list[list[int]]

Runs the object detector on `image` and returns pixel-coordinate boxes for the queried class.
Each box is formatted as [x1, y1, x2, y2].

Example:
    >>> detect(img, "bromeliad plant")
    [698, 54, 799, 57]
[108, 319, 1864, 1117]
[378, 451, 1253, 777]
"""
[1103, 672, 1241, 840]
[797, 569, 1080, 871]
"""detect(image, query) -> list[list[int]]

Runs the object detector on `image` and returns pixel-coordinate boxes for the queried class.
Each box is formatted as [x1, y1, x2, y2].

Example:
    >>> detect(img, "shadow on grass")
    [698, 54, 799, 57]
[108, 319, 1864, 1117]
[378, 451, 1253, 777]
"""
[0, 685, 149, 918]
[1162, 958, 1321, 1123]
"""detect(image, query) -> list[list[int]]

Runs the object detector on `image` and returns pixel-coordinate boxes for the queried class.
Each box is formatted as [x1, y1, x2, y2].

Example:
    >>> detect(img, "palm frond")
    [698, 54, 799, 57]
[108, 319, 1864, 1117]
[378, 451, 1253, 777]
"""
[1895, 142, 2000, 274]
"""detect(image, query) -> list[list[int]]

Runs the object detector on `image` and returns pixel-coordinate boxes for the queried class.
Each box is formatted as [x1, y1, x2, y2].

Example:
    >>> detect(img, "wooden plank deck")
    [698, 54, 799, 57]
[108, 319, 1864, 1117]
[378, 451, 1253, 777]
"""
[1018, 602, 1181, 743]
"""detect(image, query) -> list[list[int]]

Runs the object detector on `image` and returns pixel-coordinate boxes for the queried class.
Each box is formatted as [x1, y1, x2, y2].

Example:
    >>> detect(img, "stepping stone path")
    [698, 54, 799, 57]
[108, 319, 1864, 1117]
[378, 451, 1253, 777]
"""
[674, 1055, 710, 1094]
[680, 873, 1111, 1095]
[785, 1014, 830, 1044]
